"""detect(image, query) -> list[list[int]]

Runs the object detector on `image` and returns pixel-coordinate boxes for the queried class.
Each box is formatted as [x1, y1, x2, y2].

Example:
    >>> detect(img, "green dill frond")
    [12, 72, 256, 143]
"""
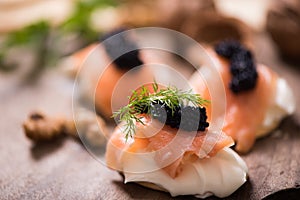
[112, 82, 209, 140]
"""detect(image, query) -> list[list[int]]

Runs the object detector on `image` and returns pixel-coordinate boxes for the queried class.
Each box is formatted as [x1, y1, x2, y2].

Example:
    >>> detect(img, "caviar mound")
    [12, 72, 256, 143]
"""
[214, 40, 244, 59]
[100, 28, 143, 71]
[215, 40, 258, 93]
[146, 101, 209, 132]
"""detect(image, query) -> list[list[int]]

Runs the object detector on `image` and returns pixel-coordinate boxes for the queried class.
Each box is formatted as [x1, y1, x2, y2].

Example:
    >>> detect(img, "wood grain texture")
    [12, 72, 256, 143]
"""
[0, 33, 300, 200]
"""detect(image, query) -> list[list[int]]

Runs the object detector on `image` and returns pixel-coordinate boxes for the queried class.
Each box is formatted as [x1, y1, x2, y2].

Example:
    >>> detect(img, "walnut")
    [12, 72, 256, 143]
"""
[23, 112, 67, 141]
[23, 109, 108, 147]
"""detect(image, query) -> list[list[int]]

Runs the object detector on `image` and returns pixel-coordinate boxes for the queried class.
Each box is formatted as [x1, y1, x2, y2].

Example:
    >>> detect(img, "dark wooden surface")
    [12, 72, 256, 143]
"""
[0, 32, 300, 200]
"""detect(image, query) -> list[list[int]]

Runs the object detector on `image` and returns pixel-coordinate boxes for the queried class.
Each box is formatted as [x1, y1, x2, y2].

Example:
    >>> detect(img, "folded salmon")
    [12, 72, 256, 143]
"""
[61, 29, 154, 119]
[106, 84, 248, 198]
[190, 41, 295, 153]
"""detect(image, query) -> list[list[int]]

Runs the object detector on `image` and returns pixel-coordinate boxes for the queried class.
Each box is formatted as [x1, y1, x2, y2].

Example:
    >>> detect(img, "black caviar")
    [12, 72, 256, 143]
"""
[214, 40, 258, 93]
[142, 101, 209, 132]
[100, 28, 143, 71]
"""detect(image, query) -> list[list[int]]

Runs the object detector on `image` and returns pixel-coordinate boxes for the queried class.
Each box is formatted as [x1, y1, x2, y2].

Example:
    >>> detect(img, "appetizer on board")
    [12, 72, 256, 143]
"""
[106, 83, 248, 198]
[190, 41, 295, 153]
[62, 28, 154, 119]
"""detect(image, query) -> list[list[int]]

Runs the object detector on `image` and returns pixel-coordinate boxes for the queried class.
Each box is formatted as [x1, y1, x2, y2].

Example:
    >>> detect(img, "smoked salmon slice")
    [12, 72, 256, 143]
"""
[61, 44, 154, 119]
[106, 114, 233, 178]
[190, 50, 279, 153]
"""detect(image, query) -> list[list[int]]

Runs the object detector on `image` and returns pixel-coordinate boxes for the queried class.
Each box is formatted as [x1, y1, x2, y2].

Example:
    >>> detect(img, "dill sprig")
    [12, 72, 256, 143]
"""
[112, 82, 209, 140]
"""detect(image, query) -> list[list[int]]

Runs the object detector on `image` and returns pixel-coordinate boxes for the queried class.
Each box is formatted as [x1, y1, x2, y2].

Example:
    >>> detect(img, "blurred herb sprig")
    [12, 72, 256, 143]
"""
[0, 22, 50, 72]
[0, 0, 117, 72]
[62, 0, 117, 42]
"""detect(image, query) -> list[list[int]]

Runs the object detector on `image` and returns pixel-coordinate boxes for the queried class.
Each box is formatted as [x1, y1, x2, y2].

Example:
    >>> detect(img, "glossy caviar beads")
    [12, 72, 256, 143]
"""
[215, 40, 258, 93]
[100, 28, 143, 70]
[149, 101, 209, 132]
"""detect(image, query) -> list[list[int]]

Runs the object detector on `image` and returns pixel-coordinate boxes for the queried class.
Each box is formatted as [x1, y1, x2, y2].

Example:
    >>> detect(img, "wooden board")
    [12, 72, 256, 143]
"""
[0, 32, 300, 200]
